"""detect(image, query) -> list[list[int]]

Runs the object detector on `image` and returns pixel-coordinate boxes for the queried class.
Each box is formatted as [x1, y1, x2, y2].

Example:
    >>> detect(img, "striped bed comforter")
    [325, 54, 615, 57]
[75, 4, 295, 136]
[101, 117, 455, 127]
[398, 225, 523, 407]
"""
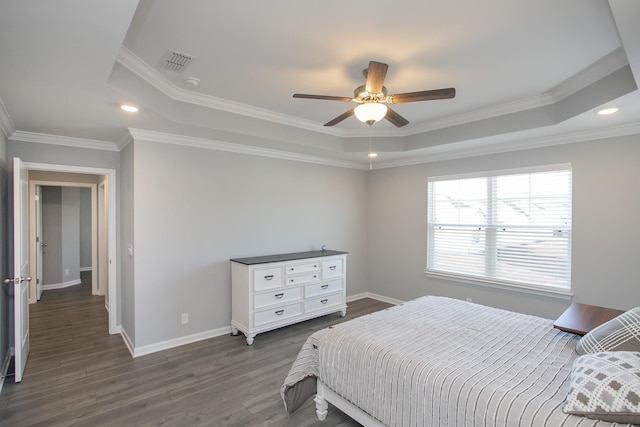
[281, 296, 626, 426]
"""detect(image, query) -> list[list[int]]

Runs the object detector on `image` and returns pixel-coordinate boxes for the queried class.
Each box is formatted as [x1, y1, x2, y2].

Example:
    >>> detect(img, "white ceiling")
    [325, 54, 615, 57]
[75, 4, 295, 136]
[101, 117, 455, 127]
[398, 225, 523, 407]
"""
[1, 0, 638, 168]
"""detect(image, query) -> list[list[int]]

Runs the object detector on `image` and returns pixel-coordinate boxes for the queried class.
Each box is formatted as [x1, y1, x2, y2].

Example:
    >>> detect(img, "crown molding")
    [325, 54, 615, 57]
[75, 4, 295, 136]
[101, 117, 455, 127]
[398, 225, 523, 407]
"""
[127, 128, 367, 170]
[0, 96, 15, 139]
[548, 46, 629, 101]
[117, 47, 345, 137]
[118, 46, 628, 141]
[9, 131, 119, 151]
[374, 121, 640, 169]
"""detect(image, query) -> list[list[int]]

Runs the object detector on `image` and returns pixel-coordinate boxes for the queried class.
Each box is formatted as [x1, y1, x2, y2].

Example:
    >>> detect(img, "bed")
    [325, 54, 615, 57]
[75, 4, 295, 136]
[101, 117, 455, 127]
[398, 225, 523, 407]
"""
[281, 296, 636, 426]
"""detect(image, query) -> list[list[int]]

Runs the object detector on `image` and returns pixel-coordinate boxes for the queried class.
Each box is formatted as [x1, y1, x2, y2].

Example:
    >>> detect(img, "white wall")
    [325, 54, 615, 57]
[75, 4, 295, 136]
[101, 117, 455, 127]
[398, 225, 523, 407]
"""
[367, 134, 640, 319]
[128, 138, 369, 347]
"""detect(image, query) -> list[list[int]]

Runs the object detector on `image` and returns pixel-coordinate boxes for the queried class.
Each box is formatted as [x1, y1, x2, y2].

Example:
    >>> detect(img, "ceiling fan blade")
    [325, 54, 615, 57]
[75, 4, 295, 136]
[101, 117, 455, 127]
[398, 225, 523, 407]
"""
[324, 109, 355, 126]
[293, 94, 353, 102]
[385, 107, 410, 127]
[387, 88, 456, 104]
[365, 61, 388, 94]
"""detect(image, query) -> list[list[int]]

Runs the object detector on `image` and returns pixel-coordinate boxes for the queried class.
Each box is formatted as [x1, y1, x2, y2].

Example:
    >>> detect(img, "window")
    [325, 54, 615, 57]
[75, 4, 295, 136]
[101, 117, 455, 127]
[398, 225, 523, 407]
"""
[427, 165, 572, 294]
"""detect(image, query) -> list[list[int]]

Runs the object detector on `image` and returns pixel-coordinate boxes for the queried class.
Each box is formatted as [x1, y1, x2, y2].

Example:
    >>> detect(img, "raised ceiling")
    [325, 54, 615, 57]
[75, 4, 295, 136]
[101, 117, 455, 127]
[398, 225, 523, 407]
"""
[1, 0, 639, 167]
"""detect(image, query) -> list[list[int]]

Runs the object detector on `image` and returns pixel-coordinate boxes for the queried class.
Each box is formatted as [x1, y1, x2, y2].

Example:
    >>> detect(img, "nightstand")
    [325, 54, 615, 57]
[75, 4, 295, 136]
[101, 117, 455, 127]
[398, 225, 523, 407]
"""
[553, 302, 624, 335]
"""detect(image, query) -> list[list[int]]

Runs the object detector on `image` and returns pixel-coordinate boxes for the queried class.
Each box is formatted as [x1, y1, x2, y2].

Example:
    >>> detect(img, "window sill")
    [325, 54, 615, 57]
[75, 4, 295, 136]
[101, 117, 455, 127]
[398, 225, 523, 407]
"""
[424, 270, 573, 300]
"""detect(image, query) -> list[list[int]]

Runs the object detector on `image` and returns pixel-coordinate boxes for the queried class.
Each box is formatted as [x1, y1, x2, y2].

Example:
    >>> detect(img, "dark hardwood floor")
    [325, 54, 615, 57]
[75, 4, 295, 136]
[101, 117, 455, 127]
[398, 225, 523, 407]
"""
[0, 276, 391, 426]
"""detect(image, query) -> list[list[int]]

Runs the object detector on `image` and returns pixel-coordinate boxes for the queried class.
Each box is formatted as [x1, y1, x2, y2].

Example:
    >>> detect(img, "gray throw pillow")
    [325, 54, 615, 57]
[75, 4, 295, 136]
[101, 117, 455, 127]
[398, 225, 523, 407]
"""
[576, 307, 640, 355]
[563, 351, 640, 424]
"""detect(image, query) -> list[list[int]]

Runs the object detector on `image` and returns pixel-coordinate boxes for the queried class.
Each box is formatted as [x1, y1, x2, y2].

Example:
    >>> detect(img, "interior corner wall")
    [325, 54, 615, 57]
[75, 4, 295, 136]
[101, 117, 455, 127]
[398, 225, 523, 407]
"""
[130, 138, 368, 348]
[120, 142, 135, 345]
[0, 130, 9, 379]
[367, 134, 640, 320]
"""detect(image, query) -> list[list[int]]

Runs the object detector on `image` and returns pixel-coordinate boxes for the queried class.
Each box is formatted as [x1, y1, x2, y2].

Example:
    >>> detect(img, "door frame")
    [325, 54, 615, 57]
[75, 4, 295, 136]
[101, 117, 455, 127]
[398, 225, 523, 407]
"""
[30, 182, 99, 298]
[23, 162, 118, 335]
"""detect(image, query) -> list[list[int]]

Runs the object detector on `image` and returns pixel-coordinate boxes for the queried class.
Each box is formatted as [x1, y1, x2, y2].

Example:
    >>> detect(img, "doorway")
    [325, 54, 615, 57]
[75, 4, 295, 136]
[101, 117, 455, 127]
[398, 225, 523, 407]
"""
[23, 162, 118, 335]
[30, 182, 99, 300]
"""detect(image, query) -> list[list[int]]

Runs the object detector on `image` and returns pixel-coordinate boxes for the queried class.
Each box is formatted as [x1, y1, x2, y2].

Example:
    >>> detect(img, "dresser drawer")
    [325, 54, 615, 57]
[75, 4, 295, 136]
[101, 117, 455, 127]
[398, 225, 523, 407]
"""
[322, 259, 344, 278]
[254, 286, 301, 309]
[286, 272, 320, 286]
[306, 279, 343, 298]
[305, 292, 343, 313]
[254, 302, 302, 326]
[286, 262, 320, 275]
[254, 267, 283, 291]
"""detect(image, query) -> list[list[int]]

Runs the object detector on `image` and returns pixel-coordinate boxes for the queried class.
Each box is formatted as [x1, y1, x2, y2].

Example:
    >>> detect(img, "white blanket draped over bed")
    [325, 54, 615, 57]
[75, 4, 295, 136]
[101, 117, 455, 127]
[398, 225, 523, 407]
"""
[282, 296, 627, 426]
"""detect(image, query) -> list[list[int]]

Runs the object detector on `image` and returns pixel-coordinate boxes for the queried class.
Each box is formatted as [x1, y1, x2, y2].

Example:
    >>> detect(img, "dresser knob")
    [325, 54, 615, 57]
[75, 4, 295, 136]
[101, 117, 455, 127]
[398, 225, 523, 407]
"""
[275, 293, 284, 299]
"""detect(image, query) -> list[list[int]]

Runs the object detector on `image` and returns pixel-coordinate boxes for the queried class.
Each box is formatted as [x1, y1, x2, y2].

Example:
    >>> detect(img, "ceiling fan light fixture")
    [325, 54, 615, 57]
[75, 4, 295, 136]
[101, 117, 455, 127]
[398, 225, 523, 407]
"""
[354, 102, 388, 125]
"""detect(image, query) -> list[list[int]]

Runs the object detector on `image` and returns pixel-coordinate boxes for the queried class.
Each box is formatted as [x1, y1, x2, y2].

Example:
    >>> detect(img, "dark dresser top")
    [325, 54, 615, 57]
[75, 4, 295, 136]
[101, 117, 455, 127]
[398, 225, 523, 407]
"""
[230, 250, 348, 265]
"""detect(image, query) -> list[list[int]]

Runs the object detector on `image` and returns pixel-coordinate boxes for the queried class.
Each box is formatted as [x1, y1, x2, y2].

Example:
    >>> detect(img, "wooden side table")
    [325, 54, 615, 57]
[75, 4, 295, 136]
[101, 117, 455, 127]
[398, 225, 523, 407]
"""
[553, 302, 625, 335]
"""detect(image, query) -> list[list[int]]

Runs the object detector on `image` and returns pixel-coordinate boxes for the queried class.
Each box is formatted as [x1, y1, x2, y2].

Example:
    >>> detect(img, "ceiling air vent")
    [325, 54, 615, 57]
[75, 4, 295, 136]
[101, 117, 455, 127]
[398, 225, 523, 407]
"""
[160, 49, 195, 73]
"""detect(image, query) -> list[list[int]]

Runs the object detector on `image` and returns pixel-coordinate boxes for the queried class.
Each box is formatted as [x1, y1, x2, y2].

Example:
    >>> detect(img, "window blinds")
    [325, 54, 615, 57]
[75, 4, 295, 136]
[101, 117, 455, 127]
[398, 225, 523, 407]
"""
[427, 166, 572, 290]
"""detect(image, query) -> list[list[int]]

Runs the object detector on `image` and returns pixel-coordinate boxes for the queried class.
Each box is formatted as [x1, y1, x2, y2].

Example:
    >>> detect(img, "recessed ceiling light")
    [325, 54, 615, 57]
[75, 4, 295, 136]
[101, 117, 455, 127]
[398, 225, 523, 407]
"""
[596, 106, 620, 115]
[368, 152, 378, 158]
[120, 104, 139, 113]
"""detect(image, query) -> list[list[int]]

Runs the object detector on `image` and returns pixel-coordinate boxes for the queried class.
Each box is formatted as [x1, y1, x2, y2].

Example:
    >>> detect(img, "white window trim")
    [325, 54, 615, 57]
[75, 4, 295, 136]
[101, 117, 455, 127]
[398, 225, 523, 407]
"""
[426, 163, 573, 299]
[424, 270, 573, 300]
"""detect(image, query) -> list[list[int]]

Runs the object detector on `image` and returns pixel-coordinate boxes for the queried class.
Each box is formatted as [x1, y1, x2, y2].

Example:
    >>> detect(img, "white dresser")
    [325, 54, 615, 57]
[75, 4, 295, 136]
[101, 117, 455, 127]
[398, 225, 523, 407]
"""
[230, 250, 347, 345]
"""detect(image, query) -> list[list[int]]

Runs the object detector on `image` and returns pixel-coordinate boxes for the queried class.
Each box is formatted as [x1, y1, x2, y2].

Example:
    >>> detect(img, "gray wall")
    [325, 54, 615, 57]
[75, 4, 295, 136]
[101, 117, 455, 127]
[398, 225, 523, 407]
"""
[41, 187, 63, 285]
[129, 138, 368, 347]
[79, 187, 91, 269]
[5, 132, 640, 354]
[0, 131, 7, 374]
[41, 186, 90, 285]
[61, 187, 80, 284]
[120, 142, 135, 344]
[367, 134, 640, 319]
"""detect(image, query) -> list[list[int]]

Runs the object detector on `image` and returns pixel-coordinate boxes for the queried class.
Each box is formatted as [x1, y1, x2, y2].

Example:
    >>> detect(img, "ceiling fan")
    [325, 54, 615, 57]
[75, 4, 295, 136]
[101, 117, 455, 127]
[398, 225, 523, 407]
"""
[293, 61, 455, 127]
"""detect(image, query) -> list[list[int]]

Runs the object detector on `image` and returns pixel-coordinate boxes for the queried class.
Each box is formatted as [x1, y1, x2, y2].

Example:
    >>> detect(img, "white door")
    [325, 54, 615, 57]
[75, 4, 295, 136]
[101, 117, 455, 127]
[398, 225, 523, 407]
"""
[13, 157, 30, 383]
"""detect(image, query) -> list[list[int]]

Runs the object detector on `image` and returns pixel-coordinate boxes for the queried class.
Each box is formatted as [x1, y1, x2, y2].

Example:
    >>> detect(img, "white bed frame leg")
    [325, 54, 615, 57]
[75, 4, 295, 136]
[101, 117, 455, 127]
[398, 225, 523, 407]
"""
[314, 394, 329, 421]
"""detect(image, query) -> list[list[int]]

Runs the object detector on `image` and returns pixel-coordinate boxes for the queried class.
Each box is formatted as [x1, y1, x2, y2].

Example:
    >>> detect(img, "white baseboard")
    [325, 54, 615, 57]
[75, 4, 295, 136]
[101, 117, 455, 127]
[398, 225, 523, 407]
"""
[42, 279, 82, 291]
[120, 328, 135, 357]
[123, 325, 233, 358]
[347, 292, 404, 306]
[80, 266, 92, 272]
[0, 348, 13, 393]
[117, 294, 400, 359]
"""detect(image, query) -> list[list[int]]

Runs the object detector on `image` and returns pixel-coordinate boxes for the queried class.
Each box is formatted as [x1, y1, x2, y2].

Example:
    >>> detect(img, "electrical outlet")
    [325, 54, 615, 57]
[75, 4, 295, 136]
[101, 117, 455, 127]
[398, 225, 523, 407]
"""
[181, 313, 189, 324]
[65, 269, 69, 276]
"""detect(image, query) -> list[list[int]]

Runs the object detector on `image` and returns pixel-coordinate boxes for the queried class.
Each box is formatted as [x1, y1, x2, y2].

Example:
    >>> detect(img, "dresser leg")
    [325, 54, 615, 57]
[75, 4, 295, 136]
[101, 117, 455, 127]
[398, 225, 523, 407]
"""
[245, 333, 255, 345]
[340, 308, 347, 317]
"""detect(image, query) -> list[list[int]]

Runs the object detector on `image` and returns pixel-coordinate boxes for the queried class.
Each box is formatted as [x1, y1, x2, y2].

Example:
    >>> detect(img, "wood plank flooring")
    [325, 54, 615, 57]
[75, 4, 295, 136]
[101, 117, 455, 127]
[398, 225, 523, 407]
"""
[0, 278, 391, 426]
